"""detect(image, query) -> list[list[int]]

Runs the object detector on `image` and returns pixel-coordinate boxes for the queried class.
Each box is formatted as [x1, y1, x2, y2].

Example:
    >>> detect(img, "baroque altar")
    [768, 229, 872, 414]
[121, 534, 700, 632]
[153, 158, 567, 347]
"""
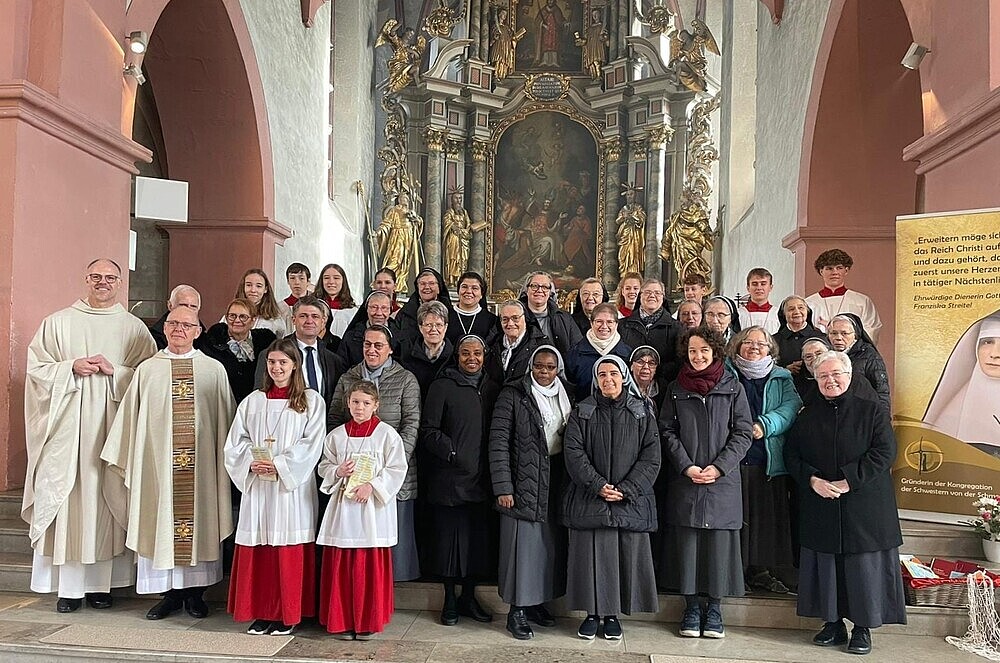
[369, 0, 723, 299]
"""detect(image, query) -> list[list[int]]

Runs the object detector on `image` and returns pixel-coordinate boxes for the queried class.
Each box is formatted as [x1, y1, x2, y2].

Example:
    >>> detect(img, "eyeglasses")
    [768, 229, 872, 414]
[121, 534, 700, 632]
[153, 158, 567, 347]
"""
[592, 319, 616, 327]
[87, 274, 120, 284]
[363, 341, 389, 350]
[226, 313, 252, 322]
[827, 330, 855, 338]
[526, 283, 549, 292]
[501, 314, 524, 324]
[816, 371, 849, 382]
[532, 363, 558, 371]
[740, 340, 769, 349]
[368, 305, 391, 314]
[633, 359, 658, 368]
[802, 351, 826, 362]
[704, 311, 730, 319]
[420, 322, 446, 330]
[641, 290, 663, 298]
[164, 321, 198, 331]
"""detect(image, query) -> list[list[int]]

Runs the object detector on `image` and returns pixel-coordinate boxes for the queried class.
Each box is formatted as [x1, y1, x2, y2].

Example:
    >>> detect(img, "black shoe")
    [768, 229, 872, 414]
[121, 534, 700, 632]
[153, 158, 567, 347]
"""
[246, 619, 273, 635]
[56, 597, 82, 613]
[184, 595, 209, 618]
[146, 596, 183, 620]
[440, 594, 459, 626]
[85, 592, 113, 609]
[848, 627, 872, 655]
[813, 619, 848, 647]
[577, 614, 599, 640]
[603, 615, 623, 640]
[506, 608, 533, 640]
[270, 622, 295, 636]
[524, 604, 556, 627]
[457, 595, 493, 622]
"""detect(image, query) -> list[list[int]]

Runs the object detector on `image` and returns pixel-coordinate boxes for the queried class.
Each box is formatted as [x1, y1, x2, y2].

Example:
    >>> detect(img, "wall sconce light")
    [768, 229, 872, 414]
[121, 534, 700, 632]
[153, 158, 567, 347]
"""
[128, 31, 149, 55]
[901, 42, 930, 70]
[123, 63, 146, 85]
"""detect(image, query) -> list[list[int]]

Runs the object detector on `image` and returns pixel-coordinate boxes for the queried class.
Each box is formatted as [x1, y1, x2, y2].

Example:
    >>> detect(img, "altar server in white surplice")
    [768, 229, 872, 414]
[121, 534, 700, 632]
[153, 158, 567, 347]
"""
[225, 337, 326, 636]
[102, 305, 235, 621]
[22, 258, 156, 613]
[804, 248, 883, 345]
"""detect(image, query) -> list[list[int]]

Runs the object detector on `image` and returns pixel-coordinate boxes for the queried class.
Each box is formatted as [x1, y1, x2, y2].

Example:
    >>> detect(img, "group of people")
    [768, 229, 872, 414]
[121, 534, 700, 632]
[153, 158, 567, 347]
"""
[21, 248, 903, 654]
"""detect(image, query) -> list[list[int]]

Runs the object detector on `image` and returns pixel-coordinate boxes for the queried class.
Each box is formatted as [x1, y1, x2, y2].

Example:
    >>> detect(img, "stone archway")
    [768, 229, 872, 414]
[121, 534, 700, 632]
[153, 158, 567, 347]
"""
[126, 0, 290, 320]
[783, 0, 924, 371]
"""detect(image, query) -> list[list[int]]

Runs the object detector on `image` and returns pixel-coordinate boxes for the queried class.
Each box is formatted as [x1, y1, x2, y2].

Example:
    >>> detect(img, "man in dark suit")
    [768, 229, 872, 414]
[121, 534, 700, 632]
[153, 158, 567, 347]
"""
[255, 296, 345, 430]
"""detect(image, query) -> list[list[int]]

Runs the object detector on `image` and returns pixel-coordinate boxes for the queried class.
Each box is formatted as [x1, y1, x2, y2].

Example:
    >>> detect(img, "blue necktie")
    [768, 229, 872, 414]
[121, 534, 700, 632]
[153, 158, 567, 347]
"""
[304, 346, 319, 391]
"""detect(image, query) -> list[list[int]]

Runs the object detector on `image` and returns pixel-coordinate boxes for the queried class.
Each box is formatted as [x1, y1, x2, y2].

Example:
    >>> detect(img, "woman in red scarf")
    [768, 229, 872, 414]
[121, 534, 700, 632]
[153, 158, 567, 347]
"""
[657, 327, 753, 640]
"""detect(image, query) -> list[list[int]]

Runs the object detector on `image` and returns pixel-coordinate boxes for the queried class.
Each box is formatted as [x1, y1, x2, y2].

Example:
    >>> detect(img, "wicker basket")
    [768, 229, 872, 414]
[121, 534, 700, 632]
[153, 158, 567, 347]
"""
[904, 578, 970, 608]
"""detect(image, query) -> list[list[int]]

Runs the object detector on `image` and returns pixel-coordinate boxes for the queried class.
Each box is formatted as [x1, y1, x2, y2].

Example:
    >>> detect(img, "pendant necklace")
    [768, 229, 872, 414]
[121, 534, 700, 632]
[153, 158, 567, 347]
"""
[263, 399, 288, 445]
[457, 307, 479, 336]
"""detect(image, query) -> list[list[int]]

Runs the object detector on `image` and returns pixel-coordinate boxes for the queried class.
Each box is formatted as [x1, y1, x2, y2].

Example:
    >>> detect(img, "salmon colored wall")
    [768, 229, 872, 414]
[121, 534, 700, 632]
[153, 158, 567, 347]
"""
[787, 0, 924, 382]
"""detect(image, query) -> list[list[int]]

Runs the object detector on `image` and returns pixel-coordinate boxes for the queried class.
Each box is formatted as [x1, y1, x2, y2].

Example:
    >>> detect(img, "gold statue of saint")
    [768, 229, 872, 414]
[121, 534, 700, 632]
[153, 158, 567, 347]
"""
[491, 7, 526, 81]
[616, 186, 647, 277]
[575, 9, 609, 80]
[376, 189, 424, 294]
[376, 19, 427, 94]
[442, 193, 474, 287]
[660, 190, 715, 286]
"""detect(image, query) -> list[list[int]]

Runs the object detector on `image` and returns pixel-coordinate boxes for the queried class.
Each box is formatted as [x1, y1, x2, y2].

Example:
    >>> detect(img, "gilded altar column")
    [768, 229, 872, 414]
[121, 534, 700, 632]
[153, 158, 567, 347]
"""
[602, 137, 623, 291]
[424, 127, 447, 272]
[644, 124, 674, 279]
[469, 139, 489, 277]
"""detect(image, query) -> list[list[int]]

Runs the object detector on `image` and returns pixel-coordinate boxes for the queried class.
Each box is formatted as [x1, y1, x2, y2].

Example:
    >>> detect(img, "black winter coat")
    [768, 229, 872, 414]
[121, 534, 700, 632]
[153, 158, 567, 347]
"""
[201, 324, 275, 403]
[396, 268, 454, 343]
[784, 391, 902, 554]
[447, 307, 500, 347]
[420, 367, 502, 506]
[846, 341, 891, 413]
[659, 370, 753, 530]
[561, 393, 661, 532]
[519, 295, 583, 359]
[336, 317, 401, 368]
[619, 307, 681, 382]
[489, 375, 572, 522]
[486, 326, 547, 385]
[396, 337, 454, 399]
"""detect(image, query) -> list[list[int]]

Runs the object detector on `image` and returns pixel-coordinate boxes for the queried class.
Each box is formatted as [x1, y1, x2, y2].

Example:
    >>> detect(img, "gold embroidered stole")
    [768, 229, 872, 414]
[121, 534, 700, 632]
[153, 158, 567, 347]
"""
[169, 359, 196, 565]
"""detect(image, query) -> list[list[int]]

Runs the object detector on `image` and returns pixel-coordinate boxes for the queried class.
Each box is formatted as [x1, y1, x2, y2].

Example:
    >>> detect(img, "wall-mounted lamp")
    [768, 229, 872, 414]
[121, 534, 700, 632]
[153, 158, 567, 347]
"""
[901, 42, 930, 70]
[123, 63, 146, 85]
[128, 31, 149, 55]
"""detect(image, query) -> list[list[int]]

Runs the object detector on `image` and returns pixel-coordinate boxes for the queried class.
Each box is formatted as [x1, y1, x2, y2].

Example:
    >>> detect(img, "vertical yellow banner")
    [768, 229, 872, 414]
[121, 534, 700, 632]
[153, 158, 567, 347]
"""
[893, 209, 1000, 519]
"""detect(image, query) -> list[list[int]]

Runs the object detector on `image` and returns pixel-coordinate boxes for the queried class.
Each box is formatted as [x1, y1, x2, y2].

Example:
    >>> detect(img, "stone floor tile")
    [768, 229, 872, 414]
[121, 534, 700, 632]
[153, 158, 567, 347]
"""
[426, 642, 650, 663]
[0, 596, 201, 630]
[0, 593, 39, 613]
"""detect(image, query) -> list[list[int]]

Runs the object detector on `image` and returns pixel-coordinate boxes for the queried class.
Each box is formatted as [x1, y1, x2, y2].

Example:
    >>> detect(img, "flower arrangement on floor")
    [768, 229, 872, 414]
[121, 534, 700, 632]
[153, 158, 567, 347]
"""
[962, 496, 1000, 541]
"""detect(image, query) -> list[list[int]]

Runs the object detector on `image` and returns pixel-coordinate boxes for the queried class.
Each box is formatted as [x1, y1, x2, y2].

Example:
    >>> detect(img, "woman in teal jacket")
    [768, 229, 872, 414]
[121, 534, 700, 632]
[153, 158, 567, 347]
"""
[726, 325, 801, 594]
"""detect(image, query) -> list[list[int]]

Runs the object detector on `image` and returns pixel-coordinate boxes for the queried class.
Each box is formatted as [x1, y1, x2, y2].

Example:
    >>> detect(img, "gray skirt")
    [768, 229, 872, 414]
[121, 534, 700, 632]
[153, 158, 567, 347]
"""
[659, 526, 745, 598]
[392, 498, 420, 581]
[797, 546, 907, 628]
[498, 515, 566, 606]
[565, 528, 658, 616]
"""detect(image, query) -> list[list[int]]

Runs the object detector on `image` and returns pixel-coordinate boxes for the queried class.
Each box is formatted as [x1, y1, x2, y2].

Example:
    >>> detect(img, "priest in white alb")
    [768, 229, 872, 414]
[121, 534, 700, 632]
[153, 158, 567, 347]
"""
[102, 305, 235, 620]
[22, 258, 157, 613]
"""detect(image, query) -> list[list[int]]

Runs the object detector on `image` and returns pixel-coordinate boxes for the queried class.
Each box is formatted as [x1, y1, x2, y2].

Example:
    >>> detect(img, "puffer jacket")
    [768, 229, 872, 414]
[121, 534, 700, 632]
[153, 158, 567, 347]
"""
[659, 370, 753, 530]
[327, 361, 421, 500]
[565, 337, 632, 401]
[619, 306, 681, 382]
[838, 313, 891, 414]
[489, 375, 572, 522]
[560, 392, 660, 532]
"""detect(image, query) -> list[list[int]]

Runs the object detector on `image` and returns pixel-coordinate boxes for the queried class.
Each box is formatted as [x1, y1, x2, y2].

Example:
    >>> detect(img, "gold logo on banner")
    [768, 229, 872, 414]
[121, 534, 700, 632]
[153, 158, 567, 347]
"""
[904, 439, 944, 473]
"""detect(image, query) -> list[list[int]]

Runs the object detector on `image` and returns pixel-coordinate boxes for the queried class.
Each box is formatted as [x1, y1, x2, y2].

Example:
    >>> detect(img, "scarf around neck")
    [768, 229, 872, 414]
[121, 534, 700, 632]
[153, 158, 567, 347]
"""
[677, 359, 725, 396]
[586, 329, 621, 355]
[362, 357, 393, 387]
[228, 336, 255, 362]
[733, 354, 774, 380]
[530, 375, 571, 428]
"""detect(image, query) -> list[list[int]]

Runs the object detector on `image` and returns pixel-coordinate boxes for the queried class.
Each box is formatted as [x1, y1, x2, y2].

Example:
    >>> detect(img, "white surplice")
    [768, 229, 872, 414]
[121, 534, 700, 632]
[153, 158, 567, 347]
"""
[805, 289, 883, 345]
[738, 306, 780, 334]
[224, 390, 326, 546]
[316, 422, 407, 548]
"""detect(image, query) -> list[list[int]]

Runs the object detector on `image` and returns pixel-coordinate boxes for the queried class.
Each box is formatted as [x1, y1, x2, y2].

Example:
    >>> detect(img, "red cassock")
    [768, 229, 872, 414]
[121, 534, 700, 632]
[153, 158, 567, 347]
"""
[319, 546, 394, 634]
[228, 543, 317, 625]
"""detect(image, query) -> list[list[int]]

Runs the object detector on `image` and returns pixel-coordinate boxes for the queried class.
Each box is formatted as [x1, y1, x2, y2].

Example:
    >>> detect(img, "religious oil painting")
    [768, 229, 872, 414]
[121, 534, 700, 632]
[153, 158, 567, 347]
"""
[491, 110, 600, 292]
[514, 0, 587, 74]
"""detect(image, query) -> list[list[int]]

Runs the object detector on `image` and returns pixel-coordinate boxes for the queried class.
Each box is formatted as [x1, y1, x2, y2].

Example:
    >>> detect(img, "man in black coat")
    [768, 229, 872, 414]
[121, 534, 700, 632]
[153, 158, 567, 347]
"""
[619, 278, 681, 382]
[254, 296, 345, 427]
[518, 271, 582, 359]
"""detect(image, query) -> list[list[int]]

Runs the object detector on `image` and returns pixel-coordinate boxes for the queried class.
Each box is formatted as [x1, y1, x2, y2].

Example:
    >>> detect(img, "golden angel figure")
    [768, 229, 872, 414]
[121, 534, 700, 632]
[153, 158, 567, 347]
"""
[660, 192, 714, 285]
[669, 18, 720, 93]
[376, 20, 427, 94]
[615, 187, 647, 277]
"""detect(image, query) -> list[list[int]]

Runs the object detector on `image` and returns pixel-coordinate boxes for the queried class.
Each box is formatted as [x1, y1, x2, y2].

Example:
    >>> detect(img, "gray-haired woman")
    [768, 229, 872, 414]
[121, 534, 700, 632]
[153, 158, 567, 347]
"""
[785, 351, 905, 656]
